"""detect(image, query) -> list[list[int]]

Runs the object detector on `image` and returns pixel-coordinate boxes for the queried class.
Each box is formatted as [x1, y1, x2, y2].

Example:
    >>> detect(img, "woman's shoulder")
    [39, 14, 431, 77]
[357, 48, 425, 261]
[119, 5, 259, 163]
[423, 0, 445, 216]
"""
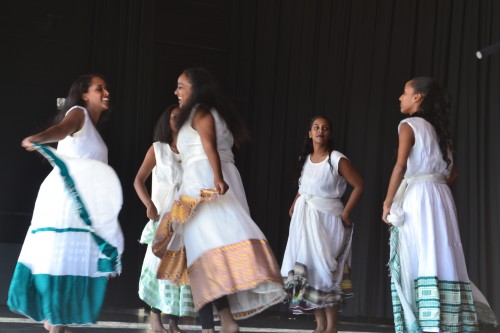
[153, 141, 180, 163]
[330, 150, 347, 159]
[65, 105, 87, 115]
[330, 150, 347, 166]
[399, 116, 431, 134]
[190, 104, 216, 125]
[153, 141, 174, 154]
[400, 116, 428, 126]
[192, 103, 211, 115]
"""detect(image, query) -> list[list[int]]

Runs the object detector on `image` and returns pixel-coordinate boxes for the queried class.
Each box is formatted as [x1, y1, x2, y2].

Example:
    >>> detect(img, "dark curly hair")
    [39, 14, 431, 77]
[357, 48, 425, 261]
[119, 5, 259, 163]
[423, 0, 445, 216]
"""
[153, 104, 179, 144]
[175, 67, 250, 148]
[409, 77, 453, 168]
[295, 115, 335, 187]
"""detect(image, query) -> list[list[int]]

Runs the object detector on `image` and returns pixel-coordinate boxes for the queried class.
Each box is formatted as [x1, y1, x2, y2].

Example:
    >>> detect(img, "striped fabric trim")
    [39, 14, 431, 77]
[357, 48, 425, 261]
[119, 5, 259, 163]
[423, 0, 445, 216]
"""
[284, 262, 353, 314]
[32, 143, 121, 274]
[139, 267, 196, 317]
[153, 188, 220, 285]
[32, 227, 92, 234]
[391, 277, 479, 332]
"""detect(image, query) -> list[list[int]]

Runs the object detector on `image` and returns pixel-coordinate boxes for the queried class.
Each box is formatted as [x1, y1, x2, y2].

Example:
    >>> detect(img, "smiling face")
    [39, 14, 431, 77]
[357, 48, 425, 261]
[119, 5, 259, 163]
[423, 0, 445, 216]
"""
[82, 76, 110, 111]
[308, 117, 332, 145]
[174, 73, 192, 108]
[399, 81, 421, 115]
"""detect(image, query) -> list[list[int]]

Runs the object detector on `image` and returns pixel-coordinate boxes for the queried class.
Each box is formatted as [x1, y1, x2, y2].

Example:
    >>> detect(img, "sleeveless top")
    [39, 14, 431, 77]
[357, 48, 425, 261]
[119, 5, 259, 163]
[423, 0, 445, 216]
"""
[400, 117, 452, 178]
[57, 106, 108, 163]
[298, 150, 347, 199]
[177, 108, 235, 168]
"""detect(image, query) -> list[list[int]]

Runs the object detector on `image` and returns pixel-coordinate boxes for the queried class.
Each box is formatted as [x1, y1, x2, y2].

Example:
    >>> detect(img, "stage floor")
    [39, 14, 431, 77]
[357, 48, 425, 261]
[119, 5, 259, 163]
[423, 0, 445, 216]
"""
[1, 305, 498, 332]
[0, 305, 397, 333]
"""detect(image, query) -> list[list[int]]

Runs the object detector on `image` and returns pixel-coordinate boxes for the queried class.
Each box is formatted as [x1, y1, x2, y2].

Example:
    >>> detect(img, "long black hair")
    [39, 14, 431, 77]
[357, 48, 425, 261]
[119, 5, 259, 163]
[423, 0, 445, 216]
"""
[410, 77, 453, 168]
[54, 73, 109, 126]
[295, 115, 335, 187]
[153, 104, 179, 144]
[175, 67, 250, 148]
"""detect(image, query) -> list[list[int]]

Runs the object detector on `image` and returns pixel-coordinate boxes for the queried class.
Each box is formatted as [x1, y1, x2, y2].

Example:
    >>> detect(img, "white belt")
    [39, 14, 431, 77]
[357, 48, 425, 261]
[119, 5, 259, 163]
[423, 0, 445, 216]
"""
[299, 193, 344, 216]
[387, 173, 446, 227]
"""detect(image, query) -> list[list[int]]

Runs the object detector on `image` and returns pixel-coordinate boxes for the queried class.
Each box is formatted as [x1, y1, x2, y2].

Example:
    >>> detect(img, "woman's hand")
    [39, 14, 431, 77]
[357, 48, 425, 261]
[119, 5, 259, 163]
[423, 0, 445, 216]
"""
[21, 137, 36, 151]
[381, 202, 391, 225]
[146, 204, 159, 221]
[341, 212, 353, 228]
[215, 178, 229, 195]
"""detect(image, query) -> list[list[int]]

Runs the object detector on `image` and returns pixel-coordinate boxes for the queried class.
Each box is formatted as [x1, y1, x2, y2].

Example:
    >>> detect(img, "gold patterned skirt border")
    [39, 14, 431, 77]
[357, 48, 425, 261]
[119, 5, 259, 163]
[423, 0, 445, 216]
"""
[188, 238, 284, 311]
[153, 189, 220, 285]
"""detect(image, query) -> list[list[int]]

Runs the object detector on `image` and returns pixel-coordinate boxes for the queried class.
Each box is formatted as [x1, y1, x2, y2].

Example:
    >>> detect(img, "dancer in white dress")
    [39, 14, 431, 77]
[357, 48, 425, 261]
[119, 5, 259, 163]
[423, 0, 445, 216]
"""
[281, 116, 364, 333]
[134, 105, 195, 333]
[153, 67, 285, 333]
[8, 74, 124, 333]
[383, 77, 479, 332]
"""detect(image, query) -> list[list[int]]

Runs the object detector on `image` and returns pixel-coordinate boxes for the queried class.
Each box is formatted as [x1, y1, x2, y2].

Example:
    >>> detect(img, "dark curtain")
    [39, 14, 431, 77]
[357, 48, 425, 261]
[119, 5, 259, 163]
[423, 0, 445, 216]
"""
[228, 0, 500, 320]
[1, 0, 499, 323]
[84, 0, 159, 307]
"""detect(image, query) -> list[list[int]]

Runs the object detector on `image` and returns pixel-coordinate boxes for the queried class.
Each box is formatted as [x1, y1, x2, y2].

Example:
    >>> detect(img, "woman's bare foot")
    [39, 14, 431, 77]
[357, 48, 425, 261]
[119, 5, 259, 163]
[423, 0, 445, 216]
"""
[150, 311, 167, 333]
[220, 323, 239, 333]
[49, 326, 66, 333]
[218, 307, 239, 333]
[167, 317, 186, 333]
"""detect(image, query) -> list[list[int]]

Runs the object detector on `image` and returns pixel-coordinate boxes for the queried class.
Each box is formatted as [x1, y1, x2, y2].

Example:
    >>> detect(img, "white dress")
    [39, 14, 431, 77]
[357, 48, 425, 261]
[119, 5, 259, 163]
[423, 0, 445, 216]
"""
[281, 151, 353, 313]
[155, 109, 285, 319]
[8, 106, 124, 325]
[138, 142, 195, 317]
[388, 117, 478, 332]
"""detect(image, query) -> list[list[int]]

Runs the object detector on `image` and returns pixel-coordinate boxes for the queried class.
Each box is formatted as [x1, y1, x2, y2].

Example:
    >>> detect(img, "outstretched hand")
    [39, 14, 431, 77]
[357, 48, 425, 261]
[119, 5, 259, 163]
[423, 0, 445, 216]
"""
[21, 137, 36, 151]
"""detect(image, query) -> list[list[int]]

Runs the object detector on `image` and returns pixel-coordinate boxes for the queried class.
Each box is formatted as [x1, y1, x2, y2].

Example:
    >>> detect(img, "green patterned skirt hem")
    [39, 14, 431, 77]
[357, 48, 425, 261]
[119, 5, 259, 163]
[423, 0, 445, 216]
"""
[391, 277, 478, 333]
[139, 267, 196, 317]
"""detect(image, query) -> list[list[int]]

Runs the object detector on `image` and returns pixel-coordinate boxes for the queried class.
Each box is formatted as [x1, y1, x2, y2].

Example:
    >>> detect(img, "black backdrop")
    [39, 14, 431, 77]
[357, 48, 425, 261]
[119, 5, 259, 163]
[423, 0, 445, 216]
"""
[1, 0, 499, 322]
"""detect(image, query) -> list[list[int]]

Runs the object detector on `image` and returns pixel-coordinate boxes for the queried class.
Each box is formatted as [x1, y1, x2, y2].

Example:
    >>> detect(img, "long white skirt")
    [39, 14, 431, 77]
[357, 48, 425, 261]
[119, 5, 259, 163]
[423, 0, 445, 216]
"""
[8, 146, 123, 325]
[155, 159, 286, 319]
[389, 181, 478, 332]
[281, 194, 353, 313]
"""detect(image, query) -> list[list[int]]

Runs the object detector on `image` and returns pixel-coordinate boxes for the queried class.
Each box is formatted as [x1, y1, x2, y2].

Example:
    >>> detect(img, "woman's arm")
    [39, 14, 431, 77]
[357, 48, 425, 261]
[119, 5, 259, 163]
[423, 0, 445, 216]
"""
[338, 158, 364, 227]
[133, 145, 159, 220]
[382, 123, 414, 224]
[192, 107, 229, 194]
[21, 107, 85, 150]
